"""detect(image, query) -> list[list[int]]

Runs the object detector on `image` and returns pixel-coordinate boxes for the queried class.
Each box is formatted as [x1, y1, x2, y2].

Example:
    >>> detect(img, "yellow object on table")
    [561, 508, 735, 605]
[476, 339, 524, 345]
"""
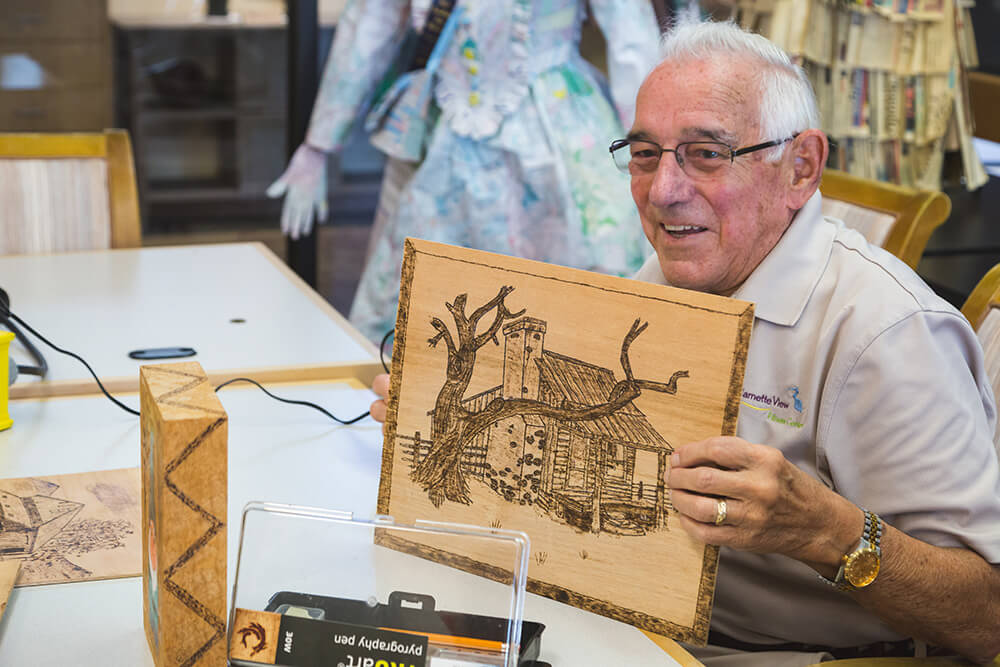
[0, 330, 14, 431]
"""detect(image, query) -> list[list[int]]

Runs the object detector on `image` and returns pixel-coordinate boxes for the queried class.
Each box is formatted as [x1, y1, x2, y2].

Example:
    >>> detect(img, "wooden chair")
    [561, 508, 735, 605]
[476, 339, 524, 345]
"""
[0, 129, 141, 254]
[820, 169, 951, 270]
[961, 262, 1000, 459]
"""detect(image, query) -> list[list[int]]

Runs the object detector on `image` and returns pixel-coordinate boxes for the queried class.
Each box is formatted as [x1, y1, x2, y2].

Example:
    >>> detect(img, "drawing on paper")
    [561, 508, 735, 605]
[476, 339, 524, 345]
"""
[0, 468, 141, 586]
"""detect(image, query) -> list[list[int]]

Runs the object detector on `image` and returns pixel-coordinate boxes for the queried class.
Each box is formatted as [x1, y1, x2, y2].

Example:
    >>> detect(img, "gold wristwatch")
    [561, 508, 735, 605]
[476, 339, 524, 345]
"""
[822, 508, 882, 592]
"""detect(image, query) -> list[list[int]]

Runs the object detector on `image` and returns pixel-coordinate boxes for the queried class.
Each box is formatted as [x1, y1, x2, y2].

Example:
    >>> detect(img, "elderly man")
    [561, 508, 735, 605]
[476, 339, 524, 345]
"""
[371, 19, 1000, 666]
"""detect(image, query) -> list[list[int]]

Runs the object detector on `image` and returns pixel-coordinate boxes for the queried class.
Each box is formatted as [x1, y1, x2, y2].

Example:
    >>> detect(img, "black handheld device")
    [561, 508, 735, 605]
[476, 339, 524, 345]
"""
[128, 347, 197, 360]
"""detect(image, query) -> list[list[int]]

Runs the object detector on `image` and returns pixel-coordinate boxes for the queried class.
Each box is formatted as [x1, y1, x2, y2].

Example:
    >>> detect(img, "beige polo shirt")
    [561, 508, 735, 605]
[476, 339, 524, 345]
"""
[635, 190, 1000, 647]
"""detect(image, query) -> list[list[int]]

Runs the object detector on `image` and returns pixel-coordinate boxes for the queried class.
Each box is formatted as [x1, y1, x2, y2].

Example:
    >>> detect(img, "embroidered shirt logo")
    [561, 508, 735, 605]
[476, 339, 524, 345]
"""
[741, 386, 805, 428]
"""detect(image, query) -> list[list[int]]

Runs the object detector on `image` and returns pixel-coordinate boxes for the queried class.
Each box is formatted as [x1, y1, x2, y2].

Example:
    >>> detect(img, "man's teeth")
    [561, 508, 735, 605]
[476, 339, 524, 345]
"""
[662, 224, 704, 232]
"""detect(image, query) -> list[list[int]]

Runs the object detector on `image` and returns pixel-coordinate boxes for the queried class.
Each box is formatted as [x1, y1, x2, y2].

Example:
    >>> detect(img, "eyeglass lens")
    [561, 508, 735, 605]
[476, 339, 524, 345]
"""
[612, 140, 733, 177]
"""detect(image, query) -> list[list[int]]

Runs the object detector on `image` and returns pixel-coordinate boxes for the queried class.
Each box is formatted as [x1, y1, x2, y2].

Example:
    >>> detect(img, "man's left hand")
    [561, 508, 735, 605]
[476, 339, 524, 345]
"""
[668, 436, 861, 574]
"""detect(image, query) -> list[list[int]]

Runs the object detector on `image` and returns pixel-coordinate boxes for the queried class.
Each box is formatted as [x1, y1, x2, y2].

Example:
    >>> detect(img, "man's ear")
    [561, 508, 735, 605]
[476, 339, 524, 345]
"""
[786, 129, 828, 210]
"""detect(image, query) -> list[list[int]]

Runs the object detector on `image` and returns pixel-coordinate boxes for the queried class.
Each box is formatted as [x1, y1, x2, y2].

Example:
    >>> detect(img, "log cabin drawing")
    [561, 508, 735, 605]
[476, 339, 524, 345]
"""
[0, 469, 140, 586]
[0, 484, 83, 559]
[413, 315, 683, 536]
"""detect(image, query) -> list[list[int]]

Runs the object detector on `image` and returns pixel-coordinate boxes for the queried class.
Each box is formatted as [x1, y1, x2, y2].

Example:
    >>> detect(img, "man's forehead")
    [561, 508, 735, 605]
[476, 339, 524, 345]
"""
[633, 59, 757, 139]
[641, 58, 754, 105]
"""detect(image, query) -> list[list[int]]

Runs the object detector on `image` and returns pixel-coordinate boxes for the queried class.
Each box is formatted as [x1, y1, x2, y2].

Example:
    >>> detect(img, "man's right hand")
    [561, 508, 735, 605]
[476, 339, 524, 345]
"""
[266, 143, 329, 240]
[370, 373, 390, 423]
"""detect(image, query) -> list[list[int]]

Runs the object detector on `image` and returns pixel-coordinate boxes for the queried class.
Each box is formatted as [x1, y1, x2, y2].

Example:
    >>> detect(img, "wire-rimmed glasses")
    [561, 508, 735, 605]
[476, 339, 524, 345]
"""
[609, 135, 797, 179]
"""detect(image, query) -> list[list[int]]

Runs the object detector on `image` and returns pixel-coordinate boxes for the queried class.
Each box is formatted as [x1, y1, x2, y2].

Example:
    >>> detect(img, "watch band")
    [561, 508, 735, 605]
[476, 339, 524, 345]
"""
[819, 508, 882, 592]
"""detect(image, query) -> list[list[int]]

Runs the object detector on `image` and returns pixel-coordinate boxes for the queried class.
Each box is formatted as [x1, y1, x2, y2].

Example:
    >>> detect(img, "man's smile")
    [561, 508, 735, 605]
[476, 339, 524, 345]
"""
[659, 223, 708, 238]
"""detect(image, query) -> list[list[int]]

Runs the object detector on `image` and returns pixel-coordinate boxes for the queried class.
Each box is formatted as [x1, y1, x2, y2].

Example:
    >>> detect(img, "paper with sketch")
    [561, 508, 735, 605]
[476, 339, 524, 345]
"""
[0, 467, 140, 586]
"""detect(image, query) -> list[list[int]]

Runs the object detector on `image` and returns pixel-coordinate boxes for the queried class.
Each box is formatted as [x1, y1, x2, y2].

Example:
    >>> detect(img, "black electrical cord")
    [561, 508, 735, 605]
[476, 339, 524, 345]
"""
[2, 299, 396, 425]
[378, 327, 393, 373]
[0, 287, 48, 377]
[4, 317, 48, 377]
[214, 328, 392, 423]
[214, 377, 371, 424]
[210, 327, 392, 422]
[318, 326, 394, 422]
[1, 306, 141, 416]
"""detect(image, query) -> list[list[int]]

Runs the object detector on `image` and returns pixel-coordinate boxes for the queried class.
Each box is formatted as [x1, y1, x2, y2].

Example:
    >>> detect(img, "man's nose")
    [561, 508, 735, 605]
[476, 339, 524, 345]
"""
[648, 152, 694, 206]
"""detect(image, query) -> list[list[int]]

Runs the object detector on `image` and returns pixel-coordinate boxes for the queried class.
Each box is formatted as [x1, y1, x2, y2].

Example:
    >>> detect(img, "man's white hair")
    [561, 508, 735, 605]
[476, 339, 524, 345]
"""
[657, 18, 820, 160]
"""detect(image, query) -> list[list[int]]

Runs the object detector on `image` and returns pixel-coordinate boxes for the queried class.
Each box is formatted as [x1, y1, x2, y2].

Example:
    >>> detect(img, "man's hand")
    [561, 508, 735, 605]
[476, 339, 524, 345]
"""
[369, 373, 390, 423]
[670, 436, 1000, 662]
[668, 436, 861, 575]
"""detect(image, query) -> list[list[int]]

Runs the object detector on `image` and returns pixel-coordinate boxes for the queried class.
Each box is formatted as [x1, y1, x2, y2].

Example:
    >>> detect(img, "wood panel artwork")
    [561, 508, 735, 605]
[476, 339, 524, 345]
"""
[0, 561, 17, 621]
[0, 466, 140, 586]
[378, 239, 754, 645]
[140, 361, 228, 667]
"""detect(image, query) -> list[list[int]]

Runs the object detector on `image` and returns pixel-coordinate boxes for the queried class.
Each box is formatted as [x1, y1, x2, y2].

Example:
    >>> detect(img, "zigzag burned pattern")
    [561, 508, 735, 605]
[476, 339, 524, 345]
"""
[150, 367, 226, 666]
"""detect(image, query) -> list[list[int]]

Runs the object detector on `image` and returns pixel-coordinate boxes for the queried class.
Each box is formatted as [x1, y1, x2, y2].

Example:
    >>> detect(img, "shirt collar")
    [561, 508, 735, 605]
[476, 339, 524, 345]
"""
[633, 189, 833, 327]
[731, 189, 832, 326]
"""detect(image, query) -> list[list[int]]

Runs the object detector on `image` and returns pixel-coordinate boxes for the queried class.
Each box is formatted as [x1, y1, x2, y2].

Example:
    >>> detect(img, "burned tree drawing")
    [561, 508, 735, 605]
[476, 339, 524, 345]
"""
[380, 238, 755, 644]
[411, 285, 688, 535]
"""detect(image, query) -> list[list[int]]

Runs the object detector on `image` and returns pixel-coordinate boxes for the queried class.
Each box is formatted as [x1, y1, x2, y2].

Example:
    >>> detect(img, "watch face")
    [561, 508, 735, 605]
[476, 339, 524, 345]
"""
[844, 549, 880, 588]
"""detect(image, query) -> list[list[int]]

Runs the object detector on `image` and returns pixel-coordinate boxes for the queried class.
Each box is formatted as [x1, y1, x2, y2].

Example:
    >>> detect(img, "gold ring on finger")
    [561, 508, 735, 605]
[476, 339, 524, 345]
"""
[715, 498, 727, 526]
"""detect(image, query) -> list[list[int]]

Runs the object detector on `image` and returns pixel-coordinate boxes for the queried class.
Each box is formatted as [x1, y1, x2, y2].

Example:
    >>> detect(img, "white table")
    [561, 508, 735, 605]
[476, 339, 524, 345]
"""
[0, 383, 697, 666]
[0, 243, 383, 400]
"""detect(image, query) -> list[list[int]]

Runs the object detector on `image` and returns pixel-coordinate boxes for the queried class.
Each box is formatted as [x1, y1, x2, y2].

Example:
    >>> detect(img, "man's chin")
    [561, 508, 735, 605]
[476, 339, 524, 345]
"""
[657, 259, 718, 295]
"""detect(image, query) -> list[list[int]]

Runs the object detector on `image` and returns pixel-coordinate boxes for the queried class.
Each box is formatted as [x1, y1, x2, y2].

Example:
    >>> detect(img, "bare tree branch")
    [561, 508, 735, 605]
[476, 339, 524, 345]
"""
[428, 318, 457, 356]
[445, 296, 466, 326]
[470, 286, 526, 350]
[469, 286, 515, 326]
[473, 301, 526, 349]
[619, 318, 648, 382]
[453, 293, 468, 315]
[462, 393, 639, 444]
[635, 371, 689, 395]
[607, 380, 640, 404]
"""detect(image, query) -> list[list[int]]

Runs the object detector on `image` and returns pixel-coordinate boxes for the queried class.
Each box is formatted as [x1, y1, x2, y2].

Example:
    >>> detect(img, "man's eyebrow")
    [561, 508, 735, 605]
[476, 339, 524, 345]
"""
[625, 130, 656, 143]
[686, 127, 735, 144]
[626, 128, 737, 144]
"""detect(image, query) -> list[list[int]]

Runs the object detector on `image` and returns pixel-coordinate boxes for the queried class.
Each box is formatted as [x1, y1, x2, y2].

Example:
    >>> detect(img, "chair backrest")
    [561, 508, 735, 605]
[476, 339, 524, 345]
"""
[820, 168, 951, 270]
[0, 129, 141, 255]
[961, 263, 1000, 458]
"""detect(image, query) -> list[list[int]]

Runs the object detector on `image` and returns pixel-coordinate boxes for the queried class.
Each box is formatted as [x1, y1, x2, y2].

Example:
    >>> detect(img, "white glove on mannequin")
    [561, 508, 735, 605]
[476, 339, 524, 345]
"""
[266, 143, 330, 240]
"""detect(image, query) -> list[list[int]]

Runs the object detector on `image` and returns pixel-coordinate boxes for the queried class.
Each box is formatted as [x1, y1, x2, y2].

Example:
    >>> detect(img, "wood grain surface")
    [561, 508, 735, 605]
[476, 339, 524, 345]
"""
[378, 239, 754, 645]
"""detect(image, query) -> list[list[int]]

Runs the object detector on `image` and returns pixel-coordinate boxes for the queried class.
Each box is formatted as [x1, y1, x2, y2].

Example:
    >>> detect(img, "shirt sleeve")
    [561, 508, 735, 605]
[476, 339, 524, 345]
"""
[305, 0, 411, 153]
[586, 0, 662, 129]
[821, 308, 1000, 563]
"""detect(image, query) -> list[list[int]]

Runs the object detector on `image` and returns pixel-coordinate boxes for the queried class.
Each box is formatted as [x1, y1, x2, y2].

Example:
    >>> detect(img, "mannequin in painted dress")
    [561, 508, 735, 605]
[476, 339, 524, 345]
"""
[268, 0, 662, 342]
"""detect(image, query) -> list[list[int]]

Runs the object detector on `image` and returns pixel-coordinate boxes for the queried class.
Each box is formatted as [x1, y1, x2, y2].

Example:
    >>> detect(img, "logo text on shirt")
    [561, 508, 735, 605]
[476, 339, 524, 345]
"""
[741, 386, 805, 429]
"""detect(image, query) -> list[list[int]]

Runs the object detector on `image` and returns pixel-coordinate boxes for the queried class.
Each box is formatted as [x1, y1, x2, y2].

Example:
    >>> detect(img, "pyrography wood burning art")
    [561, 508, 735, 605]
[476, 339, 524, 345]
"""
[141, 361, 227, 667]
[0, 467, 140, 587]
[378, 239, 754, 644]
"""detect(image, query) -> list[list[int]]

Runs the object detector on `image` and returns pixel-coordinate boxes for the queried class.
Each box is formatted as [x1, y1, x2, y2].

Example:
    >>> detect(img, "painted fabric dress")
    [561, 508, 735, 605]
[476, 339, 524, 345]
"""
[306, 0, 661, 341]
